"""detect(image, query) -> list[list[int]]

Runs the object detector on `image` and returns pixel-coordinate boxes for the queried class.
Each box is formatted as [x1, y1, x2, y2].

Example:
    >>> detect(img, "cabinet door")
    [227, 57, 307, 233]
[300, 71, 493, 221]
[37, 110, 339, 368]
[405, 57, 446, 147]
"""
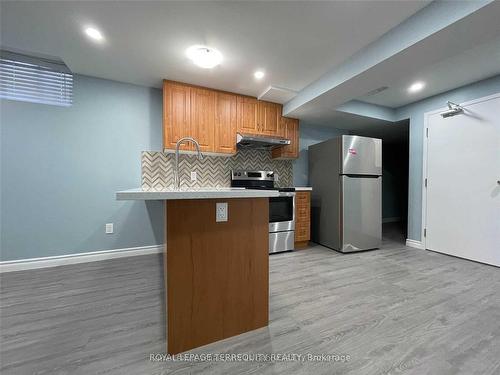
[190, 87, 215, 152]
[271, 117, 299, 159]
[237, 96, 259, 134]
[259, 101, 281, 135]
[294, 191, 311, 244]
[163, 81, 192, 150]
[215, 92, 237, 154]
[285, 118, 299, 158]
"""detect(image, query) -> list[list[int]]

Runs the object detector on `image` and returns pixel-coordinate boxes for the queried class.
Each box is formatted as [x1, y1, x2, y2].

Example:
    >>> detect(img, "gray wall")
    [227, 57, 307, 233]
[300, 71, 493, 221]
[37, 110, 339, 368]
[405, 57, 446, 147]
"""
[396, 75, 500, 242]
[1, 74, 164, 261]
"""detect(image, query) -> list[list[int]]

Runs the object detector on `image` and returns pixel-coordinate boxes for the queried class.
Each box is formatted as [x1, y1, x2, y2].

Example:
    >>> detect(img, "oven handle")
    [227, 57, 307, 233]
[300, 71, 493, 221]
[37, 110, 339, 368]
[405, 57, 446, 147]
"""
[277, 192, 296, 197]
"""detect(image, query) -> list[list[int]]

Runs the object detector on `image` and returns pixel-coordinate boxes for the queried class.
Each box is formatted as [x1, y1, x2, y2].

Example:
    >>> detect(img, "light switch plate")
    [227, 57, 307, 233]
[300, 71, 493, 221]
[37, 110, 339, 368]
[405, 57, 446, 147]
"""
[190, 171, 197, 181]
[216, 202, 228, 222]
[105, 223, 114, 234]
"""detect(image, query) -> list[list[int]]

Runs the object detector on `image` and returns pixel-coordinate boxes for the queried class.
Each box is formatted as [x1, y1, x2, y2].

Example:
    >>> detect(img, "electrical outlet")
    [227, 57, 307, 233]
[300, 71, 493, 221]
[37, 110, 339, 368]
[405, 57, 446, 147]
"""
[216, 202, 228, 222]
[190, 171, 197, 181]
[105, 223, 114, 234]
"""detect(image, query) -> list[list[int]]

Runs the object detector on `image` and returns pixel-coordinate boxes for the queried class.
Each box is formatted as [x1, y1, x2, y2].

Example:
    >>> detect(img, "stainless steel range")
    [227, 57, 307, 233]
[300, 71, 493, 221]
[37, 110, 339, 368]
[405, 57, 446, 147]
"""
[231, 170, 295, 253]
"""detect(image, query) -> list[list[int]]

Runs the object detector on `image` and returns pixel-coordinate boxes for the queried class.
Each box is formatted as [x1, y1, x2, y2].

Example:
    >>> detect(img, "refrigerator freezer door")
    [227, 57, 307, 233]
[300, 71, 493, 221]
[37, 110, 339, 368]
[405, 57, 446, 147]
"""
[341, 175, 381, 252]
[341, 135, 382, 175]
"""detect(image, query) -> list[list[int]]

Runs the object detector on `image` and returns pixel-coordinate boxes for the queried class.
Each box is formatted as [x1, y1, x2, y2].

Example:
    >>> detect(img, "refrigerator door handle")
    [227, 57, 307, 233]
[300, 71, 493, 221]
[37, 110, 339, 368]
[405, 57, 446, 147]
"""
[341, 174, 381, 178]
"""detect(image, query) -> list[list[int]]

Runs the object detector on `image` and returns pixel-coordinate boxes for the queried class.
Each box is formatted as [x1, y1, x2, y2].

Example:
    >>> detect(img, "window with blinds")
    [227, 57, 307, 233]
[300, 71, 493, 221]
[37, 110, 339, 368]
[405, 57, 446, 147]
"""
[0, 50, 73, 107]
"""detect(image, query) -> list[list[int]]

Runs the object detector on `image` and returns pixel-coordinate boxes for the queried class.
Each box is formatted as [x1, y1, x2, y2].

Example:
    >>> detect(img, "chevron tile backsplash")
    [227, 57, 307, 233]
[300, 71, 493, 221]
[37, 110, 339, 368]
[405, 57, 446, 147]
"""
[142, 149, 293, 190]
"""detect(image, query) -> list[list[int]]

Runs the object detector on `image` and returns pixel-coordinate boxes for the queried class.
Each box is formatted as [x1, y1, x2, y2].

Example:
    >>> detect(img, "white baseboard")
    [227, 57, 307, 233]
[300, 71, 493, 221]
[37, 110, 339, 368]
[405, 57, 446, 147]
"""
[405, 239, 424, 249]
[0, 244, 165, 273]
[382, 217, 401, 223]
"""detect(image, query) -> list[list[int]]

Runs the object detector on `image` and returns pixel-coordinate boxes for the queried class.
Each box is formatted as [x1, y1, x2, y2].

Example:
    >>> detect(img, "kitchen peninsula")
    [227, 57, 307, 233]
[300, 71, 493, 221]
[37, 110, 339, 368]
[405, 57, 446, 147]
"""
[116, 188, 279, 354]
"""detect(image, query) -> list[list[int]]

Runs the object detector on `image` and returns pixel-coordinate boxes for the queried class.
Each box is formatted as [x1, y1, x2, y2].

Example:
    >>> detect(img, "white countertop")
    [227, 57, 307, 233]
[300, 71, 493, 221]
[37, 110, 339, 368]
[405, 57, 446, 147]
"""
[116, 188, 280, 200]
[294, 187, 313, 191]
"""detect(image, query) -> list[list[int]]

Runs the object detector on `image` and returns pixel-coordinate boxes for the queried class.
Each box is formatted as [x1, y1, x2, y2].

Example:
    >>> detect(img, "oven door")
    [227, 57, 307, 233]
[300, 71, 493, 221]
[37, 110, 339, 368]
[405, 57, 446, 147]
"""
[269, 193, 295, 232]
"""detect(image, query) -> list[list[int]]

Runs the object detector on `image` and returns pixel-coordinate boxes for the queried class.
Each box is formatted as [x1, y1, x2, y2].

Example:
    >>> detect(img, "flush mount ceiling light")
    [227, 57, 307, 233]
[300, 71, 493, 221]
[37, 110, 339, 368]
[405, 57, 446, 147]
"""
[408, 81, 425, 93]
[84, 27, 104, 42]
[186, 45, 222, 69]
[254, 70, 265, 80]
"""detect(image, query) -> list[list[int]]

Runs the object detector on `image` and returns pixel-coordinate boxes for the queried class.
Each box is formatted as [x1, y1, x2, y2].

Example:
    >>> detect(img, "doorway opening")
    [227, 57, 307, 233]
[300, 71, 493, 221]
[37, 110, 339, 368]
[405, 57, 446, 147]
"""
[353, 120, 409, 246]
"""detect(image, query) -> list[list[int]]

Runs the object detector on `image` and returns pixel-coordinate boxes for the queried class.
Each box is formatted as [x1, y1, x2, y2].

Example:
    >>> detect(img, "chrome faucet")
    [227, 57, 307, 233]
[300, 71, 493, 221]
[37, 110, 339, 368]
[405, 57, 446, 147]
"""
[174, 137, 204, 189]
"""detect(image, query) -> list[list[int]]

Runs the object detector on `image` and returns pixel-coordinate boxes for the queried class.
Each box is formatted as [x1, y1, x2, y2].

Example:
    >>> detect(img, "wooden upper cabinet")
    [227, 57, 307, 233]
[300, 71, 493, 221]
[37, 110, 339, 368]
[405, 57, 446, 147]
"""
[190, 87, 215, 152]
[259, 101, 281, 135]
[237, 96, 260, 134]
[163, 80, 290, 154]
[237, 98, 281, 136]
[215, 92, 237, 154]
[286, 118, 299, 158]
[163, 81, 192, 151]
[272, 117, 299, 159]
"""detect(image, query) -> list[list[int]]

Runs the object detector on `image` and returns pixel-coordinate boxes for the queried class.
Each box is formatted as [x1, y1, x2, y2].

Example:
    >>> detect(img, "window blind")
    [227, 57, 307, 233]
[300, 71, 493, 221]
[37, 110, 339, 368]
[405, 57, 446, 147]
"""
[0, 50, 73, 107]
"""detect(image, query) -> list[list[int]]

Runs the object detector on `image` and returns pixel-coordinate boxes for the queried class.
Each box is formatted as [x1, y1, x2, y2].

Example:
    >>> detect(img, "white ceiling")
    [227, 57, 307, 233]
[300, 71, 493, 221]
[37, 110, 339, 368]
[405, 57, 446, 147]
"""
[283, 0, 500, 124]
[359, 37, 500, 108]
[302, 111, 408, 144]
[0, 0, 429, 98]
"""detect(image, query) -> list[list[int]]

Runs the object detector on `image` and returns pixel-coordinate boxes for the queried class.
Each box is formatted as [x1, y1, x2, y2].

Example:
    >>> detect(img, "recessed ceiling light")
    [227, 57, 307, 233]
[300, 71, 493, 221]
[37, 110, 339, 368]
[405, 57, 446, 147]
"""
[186, 45, 222, 69]
[254, 70, 265, 80]
[408, 81, 425, 93]
[84, 27, 104, 42]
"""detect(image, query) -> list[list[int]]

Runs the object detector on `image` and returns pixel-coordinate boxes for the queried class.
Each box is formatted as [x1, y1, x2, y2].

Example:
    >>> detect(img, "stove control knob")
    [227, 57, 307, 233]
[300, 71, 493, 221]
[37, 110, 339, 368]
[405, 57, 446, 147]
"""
[267, 172, 274, 178]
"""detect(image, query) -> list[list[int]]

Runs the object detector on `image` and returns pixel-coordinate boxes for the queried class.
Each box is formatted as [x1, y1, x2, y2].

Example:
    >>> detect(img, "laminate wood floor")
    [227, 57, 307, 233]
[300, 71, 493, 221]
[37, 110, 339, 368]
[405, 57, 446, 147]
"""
[1, 235, 499, 375]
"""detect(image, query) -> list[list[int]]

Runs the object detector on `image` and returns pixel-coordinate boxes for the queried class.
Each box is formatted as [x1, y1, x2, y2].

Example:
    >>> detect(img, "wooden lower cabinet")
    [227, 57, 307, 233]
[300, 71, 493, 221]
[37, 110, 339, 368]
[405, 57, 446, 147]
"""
[295, 191, 311, 248]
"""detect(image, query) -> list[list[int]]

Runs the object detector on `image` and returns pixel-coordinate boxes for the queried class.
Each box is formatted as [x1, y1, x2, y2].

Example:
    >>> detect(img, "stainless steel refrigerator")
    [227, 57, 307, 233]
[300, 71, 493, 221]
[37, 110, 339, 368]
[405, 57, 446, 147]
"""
[309, 135, 382, 253]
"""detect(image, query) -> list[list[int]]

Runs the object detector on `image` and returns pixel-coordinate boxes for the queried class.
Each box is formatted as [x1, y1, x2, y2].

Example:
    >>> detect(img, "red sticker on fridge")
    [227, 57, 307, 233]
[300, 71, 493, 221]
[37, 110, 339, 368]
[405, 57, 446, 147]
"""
[348, 148, 357, 155]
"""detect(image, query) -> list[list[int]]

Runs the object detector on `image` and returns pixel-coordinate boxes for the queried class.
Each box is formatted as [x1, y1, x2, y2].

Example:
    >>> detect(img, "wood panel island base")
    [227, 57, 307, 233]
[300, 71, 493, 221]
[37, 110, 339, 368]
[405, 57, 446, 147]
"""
[166, 198, 269, 354]
[116, 189, 278, 354]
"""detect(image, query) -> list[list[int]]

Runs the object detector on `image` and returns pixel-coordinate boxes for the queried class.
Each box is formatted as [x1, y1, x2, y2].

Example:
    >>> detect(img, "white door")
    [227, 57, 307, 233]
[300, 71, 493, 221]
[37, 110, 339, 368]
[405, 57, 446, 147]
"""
[425, 94, 500, 267]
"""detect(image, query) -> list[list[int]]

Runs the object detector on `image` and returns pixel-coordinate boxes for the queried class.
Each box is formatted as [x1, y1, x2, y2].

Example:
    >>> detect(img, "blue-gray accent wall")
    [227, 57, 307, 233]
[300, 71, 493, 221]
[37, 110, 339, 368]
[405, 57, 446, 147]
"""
[2, 73, 499, 261]
[396, 75, 500, 242]
[293, 123, 408, 223]
[284, 0, 494, 116]
[292, 124, 348, 186]
[0, 74, 164, 261]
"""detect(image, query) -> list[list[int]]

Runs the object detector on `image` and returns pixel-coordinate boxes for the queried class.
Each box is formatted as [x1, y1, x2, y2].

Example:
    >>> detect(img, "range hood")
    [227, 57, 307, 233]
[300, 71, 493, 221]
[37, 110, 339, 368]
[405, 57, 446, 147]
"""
[236, 133, 290, 150]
